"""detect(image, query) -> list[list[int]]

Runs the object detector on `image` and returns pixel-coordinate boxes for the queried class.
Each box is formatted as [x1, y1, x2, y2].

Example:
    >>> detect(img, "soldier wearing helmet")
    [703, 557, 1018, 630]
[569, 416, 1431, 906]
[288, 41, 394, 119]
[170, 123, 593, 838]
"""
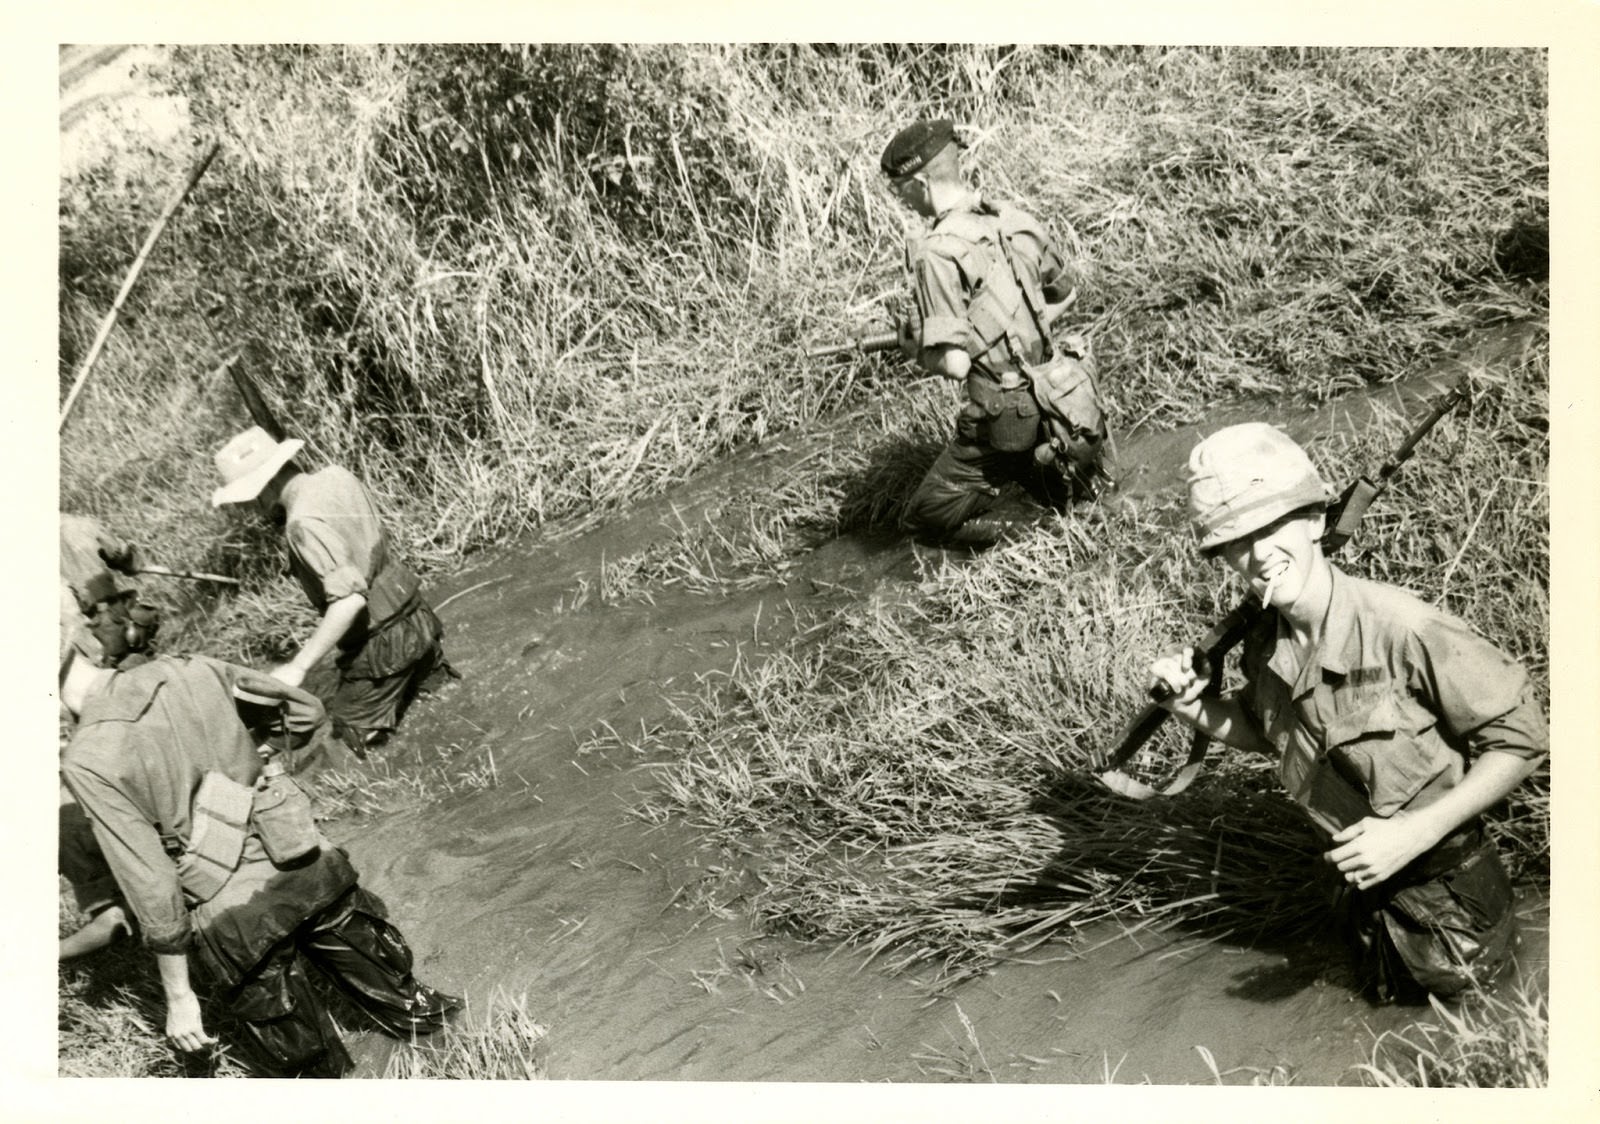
[1148, 423, 1547, 1001]
[881, 119, 1108, 544]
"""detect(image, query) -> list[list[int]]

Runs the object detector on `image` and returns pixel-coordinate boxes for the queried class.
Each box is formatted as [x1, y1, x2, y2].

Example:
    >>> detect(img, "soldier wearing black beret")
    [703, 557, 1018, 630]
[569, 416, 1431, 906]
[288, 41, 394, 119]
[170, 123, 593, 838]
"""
[882, 120, 1108, 543]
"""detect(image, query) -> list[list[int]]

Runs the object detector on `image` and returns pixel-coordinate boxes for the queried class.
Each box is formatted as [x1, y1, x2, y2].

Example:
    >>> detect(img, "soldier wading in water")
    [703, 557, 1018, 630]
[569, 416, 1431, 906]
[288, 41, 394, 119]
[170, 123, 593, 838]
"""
[881, 119, 1110, 545]
[211, 427, 456, 758]
[58, 624, 461, 1076]
[1148, 423, 1547, 1001]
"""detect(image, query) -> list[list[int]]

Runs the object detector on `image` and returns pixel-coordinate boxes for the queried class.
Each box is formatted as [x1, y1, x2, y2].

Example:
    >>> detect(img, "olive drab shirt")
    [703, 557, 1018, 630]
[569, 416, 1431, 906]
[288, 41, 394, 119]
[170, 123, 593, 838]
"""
[1236, 565, 1548, 836]
[60, 656, 337, 956]
[280, 466, 422, 640]
[908, 196, 1072, 375]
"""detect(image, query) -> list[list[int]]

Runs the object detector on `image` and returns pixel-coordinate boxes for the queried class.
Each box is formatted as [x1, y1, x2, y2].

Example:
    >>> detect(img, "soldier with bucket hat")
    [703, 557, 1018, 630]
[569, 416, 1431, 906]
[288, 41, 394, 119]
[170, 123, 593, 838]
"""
[1147, 422, 1547, 1001]
[211, 426, 454, 756]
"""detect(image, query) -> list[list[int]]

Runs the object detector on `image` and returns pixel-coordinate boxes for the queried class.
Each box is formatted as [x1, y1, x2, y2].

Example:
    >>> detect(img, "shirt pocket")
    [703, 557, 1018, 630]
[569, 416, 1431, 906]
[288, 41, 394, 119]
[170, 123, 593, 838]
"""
[1324, 692, 1448, 817]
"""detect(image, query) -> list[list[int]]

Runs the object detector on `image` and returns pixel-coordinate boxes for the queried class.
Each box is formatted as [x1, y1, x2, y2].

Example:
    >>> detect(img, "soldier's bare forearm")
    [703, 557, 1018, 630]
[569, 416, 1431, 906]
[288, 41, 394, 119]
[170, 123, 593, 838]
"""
[291, 592, 367, 673]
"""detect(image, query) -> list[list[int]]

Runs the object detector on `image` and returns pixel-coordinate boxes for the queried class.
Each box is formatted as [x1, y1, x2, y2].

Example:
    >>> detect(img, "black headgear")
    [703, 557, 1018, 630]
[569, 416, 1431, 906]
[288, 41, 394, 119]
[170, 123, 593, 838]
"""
[880, 119, 959, 178]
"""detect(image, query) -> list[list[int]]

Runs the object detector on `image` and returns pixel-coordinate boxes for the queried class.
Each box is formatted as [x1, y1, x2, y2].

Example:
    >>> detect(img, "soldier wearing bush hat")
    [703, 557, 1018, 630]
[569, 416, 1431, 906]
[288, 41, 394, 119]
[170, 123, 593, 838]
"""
[211, 425, 455, 756]
[881, 118, 1108, 544]
[1148, 422, 1548, 1001]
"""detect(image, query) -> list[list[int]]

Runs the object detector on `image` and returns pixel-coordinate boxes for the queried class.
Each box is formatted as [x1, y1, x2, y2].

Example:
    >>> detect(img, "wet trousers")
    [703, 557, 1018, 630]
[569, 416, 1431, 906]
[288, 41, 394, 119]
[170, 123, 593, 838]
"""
[901, 423, 1074, 538]
[300, 602, 452, 755]
[224, 885, 457, 1077]
[1344, 823, 1518, 1002]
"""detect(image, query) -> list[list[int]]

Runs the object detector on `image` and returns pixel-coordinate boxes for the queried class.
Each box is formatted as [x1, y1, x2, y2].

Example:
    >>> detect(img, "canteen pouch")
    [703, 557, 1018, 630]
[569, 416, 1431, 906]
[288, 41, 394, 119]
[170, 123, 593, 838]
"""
[178, 771, 254, 904]
[252, 763, 321, 866]
[1029, 353, 1105, 457]
[965, 372, 1041, 452]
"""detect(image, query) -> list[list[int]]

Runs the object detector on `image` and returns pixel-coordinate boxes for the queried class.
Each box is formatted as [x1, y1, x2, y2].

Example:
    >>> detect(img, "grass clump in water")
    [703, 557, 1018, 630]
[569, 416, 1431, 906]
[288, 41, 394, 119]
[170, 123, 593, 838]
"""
[637, 345, 1549, 995]
[1358, 984, 1548, 1087]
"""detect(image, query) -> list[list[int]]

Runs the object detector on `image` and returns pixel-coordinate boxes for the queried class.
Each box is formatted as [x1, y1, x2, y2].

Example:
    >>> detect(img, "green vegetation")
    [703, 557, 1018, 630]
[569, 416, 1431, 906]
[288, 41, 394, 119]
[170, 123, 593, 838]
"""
[60, 45, 1547, 1083]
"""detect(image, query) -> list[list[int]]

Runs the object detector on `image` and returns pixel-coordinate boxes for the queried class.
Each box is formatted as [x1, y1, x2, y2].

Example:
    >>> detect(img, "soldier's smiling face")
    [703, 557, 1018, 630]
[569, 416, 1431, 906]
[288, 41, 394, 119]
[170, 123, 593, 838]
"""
[1214, 508, 1326, 612]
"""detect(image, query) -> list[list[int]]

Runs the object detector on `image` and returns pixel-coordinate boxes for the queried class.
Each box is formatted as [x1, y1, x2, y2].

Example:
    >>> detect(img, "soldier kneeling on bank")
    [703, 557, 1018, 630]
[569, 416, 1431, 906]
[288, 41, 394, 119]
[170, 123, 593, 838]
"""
[881, 119, 1110, 545]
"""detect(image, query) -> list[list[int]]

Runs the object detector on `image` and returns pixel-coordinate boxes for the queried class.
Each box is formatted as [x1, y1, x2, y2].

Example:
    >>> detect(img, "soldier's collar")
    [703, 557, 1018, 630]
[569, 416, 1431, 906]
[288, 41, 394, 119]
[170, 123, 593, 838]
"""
[76, 659, 174, 726]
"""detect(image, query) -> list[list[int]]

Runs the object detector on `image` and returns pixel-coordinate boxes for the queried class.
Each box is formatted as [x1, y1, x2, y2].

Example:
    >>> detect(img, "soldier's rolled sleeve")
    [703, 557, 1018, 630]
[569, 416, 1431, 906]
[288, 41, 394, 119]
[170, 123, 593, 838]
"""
[1408, 615, 1549, 762]
[288, 519, 370, 604]
[61, 739, 192, 953]
[913, 253, 975, 353]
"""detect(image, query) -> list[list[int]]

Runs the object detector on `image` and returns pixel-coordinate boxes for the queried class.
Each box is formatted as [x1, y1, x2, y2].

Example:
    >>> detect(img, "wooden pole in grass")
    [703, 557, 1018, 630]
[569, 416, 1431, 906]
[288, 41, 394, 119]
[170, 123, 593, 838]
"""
[134, 563, 241, 586]
[58, 139, 222, 432]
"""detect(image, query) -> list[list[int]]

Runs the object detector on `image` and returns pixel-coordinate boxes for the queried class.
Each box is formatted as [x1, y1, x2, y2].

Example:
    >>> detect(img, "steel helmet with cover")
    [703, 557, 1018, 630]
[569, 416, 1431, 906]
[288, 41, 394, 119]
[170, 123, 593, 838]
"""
[1186, 423, 1331, 551]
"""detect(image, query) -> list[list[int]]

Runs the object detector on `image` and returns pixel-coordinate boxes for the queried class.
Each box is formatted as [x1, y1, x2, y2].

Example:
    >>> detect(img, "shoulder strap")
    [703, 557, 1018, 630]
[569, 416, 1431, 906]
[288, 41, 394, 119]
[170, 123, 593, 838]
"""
[992, 218, 1055, 363]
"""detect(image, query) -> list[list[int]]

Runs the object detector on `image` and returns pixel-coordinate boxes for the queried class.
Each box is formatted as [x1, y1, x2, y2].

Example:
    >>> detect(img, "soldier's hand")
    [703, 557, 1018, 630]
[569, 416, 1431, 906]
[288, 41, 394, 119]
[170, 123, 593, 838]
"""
[1325, 812, 1439, 891]
[896, 308, 922, 362]
[97, 538, 139, 575]
[1147, 645, 1208, 709]
[165, 990, 217, 1052]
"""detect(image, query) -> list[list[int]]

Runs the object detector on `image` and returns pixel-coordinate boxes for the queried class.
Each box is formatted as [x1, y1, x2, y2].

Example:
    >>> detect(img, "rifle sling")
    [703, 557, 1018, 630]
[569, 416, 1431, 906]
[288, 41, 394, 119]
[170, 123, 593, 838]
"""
[1096, 600, 1257, 800]
[1099, 728, 1212, 799]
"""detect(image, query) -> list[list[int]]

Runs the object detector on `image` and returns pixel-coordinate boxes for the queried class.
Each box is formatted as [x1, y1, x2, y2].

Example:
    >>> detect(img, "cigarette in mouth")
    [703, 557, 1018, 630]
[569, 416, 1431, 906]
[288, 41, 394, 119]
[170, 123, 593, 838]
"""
[1259, 571, 1279, 608]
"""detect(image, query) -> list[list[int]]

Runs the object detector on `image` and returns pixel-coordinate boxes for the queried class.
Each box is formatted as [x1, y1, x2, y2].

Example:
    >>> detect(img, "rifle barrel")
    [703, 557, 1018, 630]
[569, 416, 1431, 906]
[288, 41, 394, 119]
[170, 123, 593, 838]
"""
[136, 563, 241, 586]
[1380, 379, 1467, 479]
[806, 331, 899, 360]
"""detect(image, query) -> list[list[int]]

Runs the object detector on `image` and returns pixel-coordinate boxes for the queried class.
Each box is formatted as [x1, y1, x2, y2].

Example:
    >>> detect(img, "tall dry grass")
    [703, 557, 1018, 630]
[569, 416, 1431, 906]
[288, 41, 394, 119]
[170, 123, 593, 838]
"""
[60, 46, 1545, 662]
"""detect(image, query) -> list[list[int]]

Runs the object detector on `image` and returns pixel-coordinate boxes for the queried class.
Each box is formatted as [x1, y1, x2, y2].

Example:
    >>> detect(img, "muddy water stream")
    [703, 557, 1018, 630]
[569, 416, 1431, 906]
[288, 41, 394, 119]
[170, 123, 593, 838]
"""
[332, 322, 1545, 1084]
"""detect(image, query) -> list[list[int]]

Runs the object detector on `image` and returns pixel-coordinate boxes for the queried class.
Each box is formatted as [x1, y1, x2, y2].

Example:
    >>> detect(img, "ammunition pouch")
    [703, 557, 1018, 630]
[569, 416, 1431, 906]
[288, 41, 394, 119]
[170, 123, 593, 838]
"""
[965, 371, 1041, 452]
[363, 543, 422, 630]
[337, 543, 431, 679]
[177, 772, 254, 905]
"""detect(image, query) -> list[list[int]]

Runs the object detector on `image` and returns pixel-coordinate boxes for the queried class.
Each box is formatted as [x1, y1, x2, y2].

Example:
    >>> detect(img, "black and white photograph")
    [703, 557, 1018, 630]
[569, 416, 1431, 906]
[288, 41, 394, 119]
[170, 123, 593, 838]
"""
[27, 4, 1600, 1116]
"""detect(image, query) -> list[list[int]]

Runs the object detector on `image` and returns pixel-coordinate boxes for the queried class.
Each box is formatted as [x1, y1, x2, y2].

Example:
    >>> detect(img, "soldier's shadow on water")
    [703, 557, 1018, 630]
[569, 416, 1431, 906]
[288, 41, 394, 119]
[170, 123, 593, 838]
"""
[825, 431, 941, 536]
[1013, 770, 1376, 1007]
